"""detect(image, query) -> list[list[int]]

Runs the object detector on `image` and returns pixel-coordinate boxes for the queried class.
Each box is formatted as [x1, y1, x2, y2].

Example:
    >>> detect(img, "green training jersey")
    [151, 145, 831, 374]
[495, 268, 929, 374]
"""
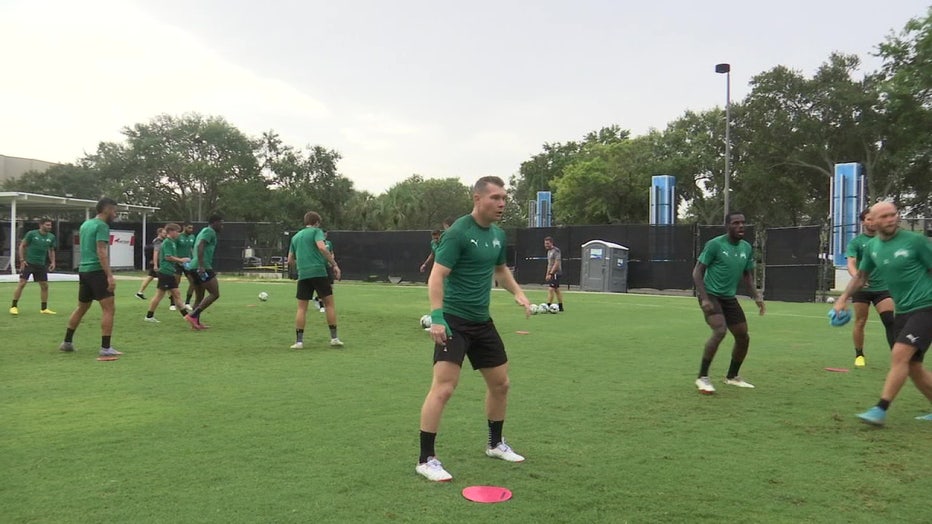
[845, 233, 886, 291]
[289, 227, 328, 280]
[697, 234, 755, 298]
[430, 239, 439, 254]
[858, 230, 932, 314]
[189, 227, 218, 270]
[158, 237, 178, 275]
[434, 214, 507, 322]
[22, 229, 56, 265]
[78, 218, 110, 273]
[176, 232, 195, 258]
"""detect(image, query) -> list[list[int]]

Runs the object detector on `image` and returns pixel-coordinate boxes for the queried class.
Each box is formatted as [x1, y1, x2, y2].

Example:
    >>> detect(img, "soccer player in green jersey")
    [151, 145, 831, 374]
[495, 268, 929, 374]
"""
[10, 218, 57, 315]
[287, 212, 343, 349]
[416, 176, 532, 482]
[845, 209, 896, 368]
[143, 224, 191, 324]
[176, 223, 197, 308]
[184, 214, 223, 330]
[692, 211, 766, 394]
[59, 198, 123, 357]
[834, 201, 932, 426]
[419, 229, 442, 274]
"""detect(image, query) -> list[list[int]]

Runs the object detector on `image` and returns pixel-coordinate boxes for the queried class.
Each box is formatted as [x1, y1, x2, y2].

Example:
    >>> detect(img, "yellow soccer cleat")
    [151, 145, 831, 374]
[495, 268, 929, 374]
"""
[854, 356, 866, 368]
[40, 308, 57, 315]
[9, 306, 19, 315]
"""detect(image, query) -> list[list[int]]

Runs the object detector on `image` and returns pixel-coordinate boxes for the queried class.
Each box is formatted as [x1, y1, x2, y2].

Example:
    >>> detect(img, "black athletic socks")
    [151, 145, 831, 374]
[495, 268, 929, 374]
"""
[419, 431, 437, 464]
[855, 347, 865, 357]
[296, 329, 304, 343]
[64, 328, 75, 343]
[11, 299, 18, 307]
[558, 302, 564, 311]
[726, 359, 743, 379]
[877, 399, 891, 411]
[146, 311, 155, 319]
[699, 358, 712, 377]
[488, 420, 504, 448]
[329, 325, 337, 339]
[41, 302, 47, 310]
[102, 336, 111, 348]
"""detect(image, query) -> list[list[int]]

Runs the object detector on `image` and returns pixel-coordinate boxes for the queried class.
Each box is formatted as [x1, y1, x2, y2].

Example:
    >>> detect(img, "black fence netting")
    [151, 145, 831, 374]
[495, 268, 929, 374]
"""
[763, 226, 821, 302]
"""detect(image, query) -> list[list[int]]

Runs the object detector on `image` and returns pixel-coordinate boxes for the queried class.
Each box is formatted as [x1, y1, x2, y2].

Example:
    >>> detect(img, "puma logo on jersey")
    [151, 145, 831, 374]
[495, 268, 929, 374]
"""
[469, 239, 479, 247]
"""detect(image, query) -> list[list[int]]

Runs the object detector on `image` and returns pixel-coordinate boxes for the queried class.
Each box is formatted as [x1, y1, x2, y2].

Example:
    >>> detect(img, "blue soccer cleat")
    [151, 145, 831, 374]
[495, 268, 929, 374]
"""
[915, 413, 932, 421]
[857, 406, 886, 426]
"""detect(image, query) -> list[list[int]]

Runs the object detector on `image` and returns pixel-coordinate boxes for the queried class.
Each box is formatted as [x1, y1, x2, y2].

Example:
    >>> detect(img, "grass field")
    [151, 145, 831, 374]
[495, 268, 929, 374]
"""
[2, 278, 930, 523]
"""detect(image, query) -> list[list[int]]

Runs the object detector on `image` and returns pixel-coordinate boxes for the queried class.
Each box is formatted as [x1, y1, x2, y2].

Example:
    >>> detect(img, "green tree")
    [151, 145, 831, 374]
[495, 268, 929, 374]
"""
[376, 175, 472, 230]
[1, 162, 108, 200]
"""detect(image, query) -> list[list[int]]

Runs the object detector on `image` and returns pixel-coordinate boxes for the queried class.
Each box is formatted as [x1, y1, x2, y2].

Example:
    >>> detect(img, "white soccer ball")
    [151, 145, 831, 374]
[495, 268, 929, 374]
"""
[539, 303, 549, 312]
[548, 304, 560, 314]
[529, 304, 540, 315]
[826, 297, 836, 304]
[258, 291, 269, 302]
[420, 314, 432, 329]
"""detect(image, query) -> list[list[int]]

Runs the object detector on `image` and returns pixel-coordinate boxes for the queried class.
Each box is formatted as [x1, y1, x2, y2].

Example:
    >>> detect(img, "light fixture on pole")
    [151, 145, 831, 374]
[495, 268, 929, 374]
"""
[715, 63, 731, 221]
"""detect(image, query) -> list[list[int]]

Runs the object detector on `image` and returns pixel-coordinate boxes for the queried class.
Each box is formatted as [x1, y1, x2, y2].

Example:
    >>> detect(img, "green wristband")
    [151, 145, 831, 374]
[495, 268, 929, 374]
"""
[430, 309, 445, 324]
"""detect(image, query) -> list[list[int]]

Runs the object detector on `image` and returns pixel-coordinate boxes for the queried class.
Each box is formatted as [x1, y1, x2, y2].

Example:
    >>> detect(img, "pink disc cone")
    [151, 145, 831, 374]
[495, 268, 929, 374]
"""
[462, 486, 512, 503]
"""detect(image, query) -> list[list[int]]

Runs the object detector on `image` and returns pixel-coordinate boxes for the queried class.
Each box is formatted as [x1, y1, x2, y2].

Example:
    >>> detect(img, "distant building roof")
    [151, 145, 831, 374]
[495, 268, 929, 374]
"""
[0, 154, 59, 182]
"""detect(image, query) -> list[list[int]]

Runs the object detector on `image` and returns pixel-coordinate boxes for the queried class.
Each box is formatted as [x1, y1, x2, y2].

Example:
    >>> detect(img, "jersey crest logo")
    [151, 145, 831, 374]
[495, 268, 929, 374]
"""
[894, 249, 909, 258]
[492, 238, 501, 248]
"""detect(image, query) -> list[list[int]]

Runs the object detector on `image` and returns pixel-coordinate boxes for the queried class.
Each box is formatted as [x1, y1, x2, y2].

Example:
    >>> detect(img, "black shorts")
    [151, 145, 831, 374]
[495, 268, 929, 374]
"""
[700, 295, 747, 327]
[547, 274, 561, 289]
[175, 263, 185, 275]
[147, 267, 158, 278]
[157, 273, 178, 290]
[326, 266, 335, 285]
[19, 262, 48, 282]
[852, 289, 892, 305]
[433, 313, 508, 370]
[893, 307, 932, 362]
[297, 277, 332, 301]
[78, 270, 113, 303]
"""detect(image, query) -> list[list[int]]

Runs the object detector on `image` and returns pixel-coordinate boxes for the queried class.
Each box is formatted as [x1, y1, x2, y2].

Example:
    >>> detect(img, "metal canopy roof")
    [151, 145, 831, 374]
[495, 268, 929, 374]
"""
[0, 191, 159, 214]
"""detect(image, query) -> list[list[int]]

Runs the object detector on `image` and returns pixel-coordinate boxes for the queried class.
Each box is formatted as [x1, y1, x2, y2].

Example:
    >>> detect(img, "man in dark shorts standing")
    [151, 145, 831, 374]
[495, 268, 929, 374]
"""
[692, 211, 766, 394]
[176, 223, 197, 309]
[184, 214, 223, 330]
[144, 223, 191, 324]
[10, 218, 57, 315]
[544, 236, 564, 311]
[834, 201, 932, 425]
[59, 198, 122, 357]
[287, 212, 342, 349]
[136, 228, 165, 300]
[845, 208, 895, 368]
[416, 176, 532, 482]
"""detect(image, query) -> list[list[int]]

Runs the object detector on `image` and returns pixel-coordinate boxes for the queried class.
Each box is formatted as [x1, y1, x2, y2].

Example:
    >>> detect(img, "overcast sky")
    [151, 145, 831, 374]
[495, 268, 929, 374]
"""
[1, 0, 927, 193]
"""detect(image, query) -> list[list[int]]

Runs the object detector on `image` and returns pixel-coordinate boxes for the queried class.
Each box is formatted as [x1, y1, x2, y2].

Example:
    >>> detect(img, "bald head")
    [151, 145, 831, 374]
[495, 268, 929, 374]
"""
[869, 201, 899, 239]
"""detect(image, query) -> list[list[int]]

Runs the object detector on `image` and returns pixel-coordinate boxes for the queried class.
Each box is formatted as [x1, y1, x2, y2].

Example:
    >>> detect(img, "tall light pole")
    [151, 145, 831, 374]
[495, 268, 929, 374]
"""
[715, 63, 731, 221]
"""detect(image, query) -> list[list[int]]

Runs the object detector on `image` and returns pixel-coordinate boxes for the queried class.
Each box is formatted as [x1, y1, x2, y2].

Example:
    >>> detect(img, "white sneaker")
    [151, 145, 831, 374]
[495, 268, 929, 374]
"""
[290, 342, 304, 349]
[319, 306, 326, 313]
[415, 457, 452, 482]
[144, 317, 160, 323]
[184, 303, 192, 310]
[330, 338, 344, 347]
[724, 376, 755, 388]
[169, 305, 177, 311]
[695, 376, 715, 394]
[485, 440, 525, 462]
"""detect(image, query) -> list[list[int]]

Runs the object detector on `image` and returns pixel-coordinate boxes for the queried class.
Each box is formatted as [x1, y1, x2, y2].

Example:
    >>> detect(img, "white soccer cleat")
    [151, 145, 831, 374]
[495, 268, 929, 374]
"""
[169, 305, 177, 311]
[485, 440, 525, 462]
[330, 338, 344, 347]
[319, 306, 326, 313]
[695, 376, 716, 394]
[289, 342, 304, 350]
[724, 376, 755, 388]
[144, 317, 160, 323]
[415, 457, 453, 482]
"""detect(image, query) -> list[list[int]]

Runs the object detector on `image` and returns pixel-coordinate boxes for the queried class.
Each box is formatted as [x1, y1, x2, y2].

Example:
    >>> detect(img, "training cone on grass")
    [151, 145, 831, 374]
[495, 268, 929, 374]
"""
[462, 486, 512, 503]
